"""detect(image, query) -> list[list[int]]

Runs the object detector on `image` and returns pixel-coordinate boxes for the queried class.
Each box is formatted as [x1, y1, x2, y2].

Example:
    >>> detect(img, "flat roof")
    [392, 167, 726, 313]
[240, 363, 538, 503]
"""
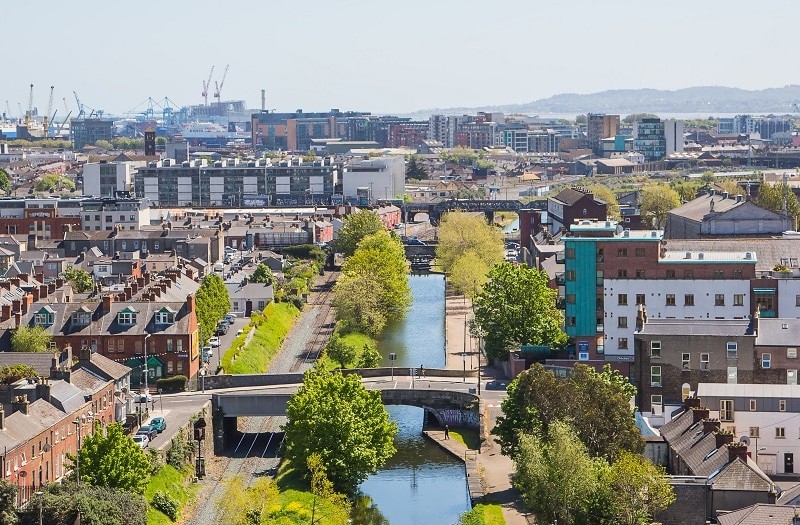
[660, 250, 757, 264]
[698, 382, 800, 399]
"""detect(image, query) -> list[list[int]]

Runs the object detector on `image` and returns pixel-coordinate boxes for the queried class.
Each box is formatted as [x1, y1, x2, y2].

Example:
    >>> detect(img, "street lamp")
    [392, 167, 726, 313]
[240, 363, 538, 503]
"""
[142, 334, 151, 396]
[35, 490, 43, 525]
[72, 418, 82, 488]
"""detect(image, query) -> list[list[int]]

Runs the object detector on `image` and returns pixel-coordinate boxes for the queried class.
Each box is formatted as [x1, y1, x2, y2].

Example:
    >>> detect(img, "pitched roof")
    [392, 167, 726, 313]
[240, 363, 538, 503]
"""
[0, 399, 68, 451]
[550, 188, 594, 206]
[718, 504, 800, 525]
[226, 282, 275, 301]
[82, 352, 131, 381]
[70, 368, 107, 395]
[710, 456, 774, 491]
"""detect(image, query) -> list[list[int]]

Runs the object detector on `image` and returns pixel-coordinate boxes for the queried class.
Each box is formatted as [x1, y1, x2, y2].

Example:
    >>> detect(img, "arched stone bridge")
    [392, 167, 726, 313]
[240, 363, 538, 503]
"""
[403, 199, 522, 225]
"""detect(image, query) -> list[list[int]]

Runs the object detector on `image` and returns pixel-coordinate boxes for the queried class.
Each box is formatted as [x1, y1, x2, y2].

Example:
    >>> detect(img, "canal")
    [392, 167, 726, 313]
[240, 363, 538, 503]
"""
[354, 274, 471, 525]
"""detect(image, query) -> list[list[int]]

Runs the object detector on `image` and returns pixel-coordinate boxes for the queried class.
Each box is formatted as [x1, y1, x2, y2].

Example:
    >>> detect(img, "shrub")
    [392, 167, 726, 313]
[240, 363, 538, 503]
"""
[156, 375, 187, 393]
[151, 491, 179, 521]
[284, 294, 304, 310]
[166, 437, 196, 469]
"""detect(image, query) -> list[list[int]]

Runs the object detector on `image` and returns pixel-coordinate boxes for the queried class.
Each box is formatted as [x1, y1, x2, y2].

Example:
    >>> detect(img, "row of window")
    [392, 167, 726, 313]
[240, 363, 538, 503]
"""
[651, 341, 740, 359]
[83, 214, 137, 222]
[613, 293, 746, 307]
[565, 269, 745, 281]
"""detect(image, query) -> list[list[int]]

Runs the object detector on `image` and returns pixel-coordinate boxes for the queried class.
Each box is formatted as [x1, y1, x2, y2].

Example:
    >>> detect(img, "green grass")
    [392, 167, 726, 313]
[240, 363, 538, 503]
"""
[450, 428, 481, 450]
[320, 331, 379, 370]
[459, 502, 506, 525]
[145, 464, 197, 525]
[223, 302, 301, 374]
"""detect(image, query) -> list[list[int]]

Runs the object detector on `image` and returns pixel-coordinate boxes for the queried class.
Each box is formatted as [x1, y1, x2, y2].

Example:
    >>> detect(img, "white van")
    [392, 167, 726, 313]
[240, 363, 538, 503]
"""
[214, 262, 224, 273]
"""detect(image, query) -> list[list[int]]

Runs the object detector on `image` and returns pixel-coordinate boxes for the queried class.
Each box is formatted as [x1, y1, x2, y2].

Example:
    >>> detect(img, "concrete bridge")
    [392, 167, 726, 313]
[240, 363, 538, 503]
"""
[403, 199, 522, 225]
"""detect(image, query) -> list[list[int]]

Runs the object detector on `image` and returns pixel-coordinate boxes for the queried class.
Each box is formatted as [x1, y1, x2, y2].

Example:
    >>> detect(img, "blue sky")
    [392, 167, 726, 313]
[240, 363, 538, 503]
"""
[2, 0, 798, 116]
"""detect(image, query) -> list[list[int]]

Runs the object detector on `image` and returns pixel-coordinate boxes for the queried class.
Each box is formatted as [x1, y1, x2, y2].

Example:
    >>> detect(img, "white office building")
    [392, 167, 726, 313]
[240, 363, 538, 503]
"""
[342, 156, 405, 203]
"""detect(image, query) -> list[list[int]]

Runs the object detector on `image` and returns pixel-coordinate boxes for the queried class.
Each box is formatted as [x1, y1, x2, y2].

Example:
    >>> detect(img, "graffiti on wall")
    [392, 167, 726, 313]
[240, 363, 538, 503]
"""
[425, 406, 479, 428]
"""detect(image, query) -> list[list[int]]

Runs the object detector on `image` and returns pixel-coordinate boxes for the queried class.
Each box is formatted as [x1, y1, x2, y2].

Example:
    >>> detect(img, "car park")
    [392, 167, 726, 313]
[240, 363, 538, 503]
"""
[137, 425, 158, 441]
[149, 417, 166, 433]
[133, 434, 149, 448]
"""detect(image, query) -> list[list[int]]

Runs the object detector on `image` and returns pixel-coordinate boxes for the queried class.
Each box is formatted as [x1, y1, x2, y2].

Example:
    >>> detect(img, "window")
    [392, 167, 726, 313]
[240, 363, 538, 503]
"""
[715, 294, 725, 306]
[566, 317, 576, 327]
[565, 248, 575, 259]
[618, 338, 628, 350]
[166, 339, 173, 353]
[666, 294, 676, 306]
[714, 270, 724, 279]
[650, 341, 662, 358]
[636, 294, 646, 305]
[107, 339, 115, 353]
[666, 269, 676, 278]
[684, 294, 695, 306]
[796, 295, 800, 307]
[618, 248, 628, 257]
[701, 353, 710, 370]
[750, 427, 760, 438]
[734, 294, 744, 306]
[779, 399, 787, 412]
[720, 400, 734, 421]
[788, 370, 797, 385]
[177, 339, 183, 353]
[596, 248, 604, 262]
[792, 348, 799, 359]
[618, 269, 628, 278]
[651, 394, 663, 414]
[733, 269, 742, 278]
[636, 247, 646, 258]
[777, 427, 786, 439]
[257, 300, 266, 310]
[762, 353, 772, 369]
[167, 361, 174, 374]
[154, 241, 159, 250]
[684, 269, 694, 279]
[728, 366, 738, 384]
[650, 366, 662, 387]
[566, 270, 576, 281]
[682, 353, 691, 370]
[566, 294, 576, 304]
[727, 342, 738, 359]
[749, 399, 757, 411]
[596, 270, 603, 285]
[617, 316, 628, 328]
[635, 269, 646, 278]
[156, 311, 174, 324]
[117, 312, 136, 325]
[618, 294, 628, 306]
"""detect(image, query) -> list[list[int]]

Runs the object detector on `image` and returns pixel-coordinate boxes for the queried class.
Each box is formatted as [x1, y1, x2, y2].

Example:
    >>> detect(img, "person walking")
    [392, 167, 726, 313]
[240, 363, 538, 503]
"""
[444, 424, 449, 440]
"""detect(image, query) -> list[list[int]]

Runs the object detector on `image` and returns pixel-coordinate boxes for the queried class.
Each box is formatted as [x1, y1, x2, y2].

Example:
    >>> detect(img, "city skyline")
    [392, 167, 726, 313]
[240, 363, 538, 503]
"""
[3, 0, 799, 117]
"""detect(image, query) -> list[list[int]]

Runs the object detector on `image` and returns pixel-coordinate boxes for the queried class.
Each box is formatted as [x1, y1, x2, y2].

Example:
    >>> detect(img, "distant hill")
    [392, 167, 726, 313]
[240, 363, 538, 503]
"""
[412, 85, 800, 117]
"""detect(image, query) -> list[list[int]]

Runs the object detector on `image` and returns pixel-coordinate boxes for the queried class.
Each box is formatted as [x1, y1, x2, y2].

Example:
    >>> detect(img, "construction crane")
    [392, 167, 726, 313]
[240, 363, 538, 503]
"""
[4, 100, 10, 121]
[25, 84, 34, 128]
[201, 65, 215, 106]
[43, 86, 55, 138]
[73, 91, 84, 119]
[213, 64, 229, 106]
[56, 111, 71, 136]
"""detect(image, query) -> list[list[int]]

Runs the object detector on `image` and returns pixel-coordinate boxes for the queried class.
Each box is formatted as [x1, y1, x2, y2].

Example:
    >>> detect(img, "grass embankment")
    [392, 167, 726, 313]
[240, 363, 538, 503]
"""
[222, 302, 301, 374]
[145, 464, 197, 525]
[450, 428, 481, 450]
[271, 462, 351, 524]
[319, 331, 379, 370]
[459, 502, 506, 525]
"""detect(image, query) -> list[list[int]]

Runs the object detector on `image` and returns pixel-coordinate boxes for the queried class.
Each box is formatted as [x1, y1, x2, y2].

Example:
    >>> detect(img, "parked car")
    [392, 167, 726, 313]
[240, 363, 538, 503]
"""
[407, 237, 427, 246]
[135, 392, 153, 403]
[216, 323, 229, 336]
[209, 336, 220, 348]
[225, 246, 236, 254]
[149, 417, 166, 433]
[225, 313, 236, 324]
[203, 346, 213, 359]
[133, 434, 149, 448]
[137, 425, 158, 441]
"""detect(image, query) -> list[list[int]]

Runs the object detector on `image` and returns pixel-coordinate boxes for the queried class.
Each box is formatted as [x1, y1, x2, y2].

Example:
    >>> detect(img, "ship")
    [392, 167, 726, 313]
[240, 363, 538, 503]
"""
[180, 122, 250, 141]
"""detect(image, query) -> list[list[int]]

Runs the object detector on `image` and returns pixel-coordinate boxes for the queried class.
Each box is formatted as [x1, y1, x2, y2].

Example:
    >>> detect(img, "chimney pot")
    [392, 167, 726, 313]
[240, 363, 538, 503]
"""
[727, 442, 749, 463]
[102, 294, 114, 313]
[684, 396, 702, 410]
[715, 431, 734, 449]
[692, 407, 710, 424]
[703, 418, 721, 435]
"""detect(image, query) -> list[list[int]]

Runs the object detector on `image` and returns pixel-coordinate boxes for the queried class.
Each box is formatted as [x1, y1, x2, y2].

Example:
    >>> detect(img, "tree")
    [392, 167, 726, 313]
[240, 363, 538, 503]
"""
[94, 139, 113, 150]
[63, 266, 94, 293]
[405, 155, 428, 180]
[195, 274, 230, 343]
[283, 368, 397, 494]
[326, 333, 357, 369]
[0, 480, 17, 525]
[448, 252, 492, 299]
[700, 171, 716, 186]
[716, 179, 745, 196]
[671, 180, 701, 203]
[0, 364, 38, 384]
[493, 363, 643, 461]
[622, 113, 659, 124]
[333, 231, 411, 336]
[590, 185, 620, 220]
[513, 421, 600, 525]
[0, 169, 11, 193]
[249, 262, 273, 284]
[607, 452, 675, 525]
[18, 484, 147, 525]
[11, 325, 51, 352]
[757, 181, 800, 227]
[335, 210, 386, 257]
[303, 149, 317, 162]
[473, 264, 567, 361]
[69, 423, 151, 494]
[639, 183, 680, 228]
[357, 342, 382, 368]
[436, 211, 504, 276]
[35, 173, 75, 193]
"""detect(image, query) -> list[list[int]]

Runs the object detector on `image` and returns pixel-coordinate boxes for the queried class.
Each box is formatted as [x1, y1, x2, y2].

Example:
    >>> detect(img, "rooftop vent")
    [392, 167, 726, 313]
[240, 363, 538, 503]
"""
[698, 252, 704, 260]
[745, 252, 752, 260]
[685, 252, 692, 259]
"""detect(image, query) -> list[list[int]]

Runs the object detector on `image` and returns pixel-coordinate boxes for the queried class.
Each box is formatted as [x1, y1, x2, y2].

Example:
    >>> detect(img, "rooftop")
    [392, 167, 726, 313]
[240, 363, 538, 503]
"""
[639, 319, 753, 337]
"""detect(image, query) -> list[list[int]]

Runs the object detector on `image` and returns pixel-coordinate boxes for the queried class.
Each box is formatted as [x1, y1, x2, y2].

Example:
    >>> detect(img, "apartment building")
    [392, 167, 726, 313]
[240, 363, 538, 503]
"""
[81, 159, 147, 197]
[250, 109, 372, 151]
[0, 198, 82, 240]
[79, 197, 151, 232]
[586, 114, 620, 156]
[633, 118, 684, 161]
[547, 187, 608, 235]
[342, 156, 405, 204]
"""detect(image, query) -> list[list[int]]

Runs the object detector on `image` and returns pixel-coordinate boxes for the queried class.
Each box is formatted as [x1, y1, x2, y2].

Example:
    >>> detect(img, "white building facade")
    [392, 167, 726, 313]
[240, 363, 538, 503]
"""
[342, 156, 405, 203]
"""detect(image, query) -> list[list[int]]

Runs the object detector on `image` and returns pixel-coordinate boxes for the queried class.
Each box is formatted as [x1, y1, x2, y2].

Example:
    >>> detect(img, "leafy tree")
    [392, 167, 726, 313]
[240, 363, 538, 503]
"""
[757, 181, 800, 226]
[442, 146, 479, 166]
[493, 363, 643, 461]
[195, 275, 230, 344]
[405, 155, 428, 180]
[622, 113, 659, 124]
[575, 114, 588, 125]
[716, 179, 745, 196]
[0, 169, 11, 192]
[357, 342, 382, 368]
[11, 325, 51, 352]
[607, 452, 675, 525]
[94, 139, 114, 150]
[282, 243, 327, 264]
[333, 231, 410, 336]
[283, 368, 397, 494]
[18, 484, 147, 525]
[335, 210, 386, 257]
[589, 185, 620, 220]
[473, 264, 567, 361]
[449, 251, 492, 299]
[35, 173, 75, 193]
[0, 480, 17, 525]
[436, 211, 504, 278]
[0, 364, 38, 384]
[639, 183, 680, 228]
[326, 333, 357, 368]
[671, 180, 701, 203]
[303, 149, 317, 162]
[63, 266, 94, 293]
[68, 423, 151, 494]
[249, 262, 273, 284]
[514, 421, 600, 525]
[700, 171, 716, 186]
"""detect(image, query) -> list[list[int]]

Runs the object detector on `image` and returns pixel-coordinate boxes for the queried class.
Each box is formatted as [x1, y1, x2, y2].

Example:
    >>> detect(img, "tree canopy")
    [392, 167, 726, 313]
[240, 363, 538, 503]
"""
[757, 181, 800, 226]
[473, 264, 567, 361]
[69, 423, 152, 494]
[639, 183, 680, 228]
[0, 364, 38, 384]
[436, 211, 504, 297]
[493, 363, 643, 461]
[335, 210, 386, 257]
[35, 173, 75, 193]
[405, 155, 428, 180]
[325, 333, 357, 369]
[249, 262, 274, 284]
[282, 368, 397, 494]
[18, 483, 147, 525]
[11, 325, 52, 352]
[195, 275, 230, 344]
[64, 266, 94, 293]
[589, 185, 620, 220]
[333, 231, 410, 336]
[0, 169, 10, 193]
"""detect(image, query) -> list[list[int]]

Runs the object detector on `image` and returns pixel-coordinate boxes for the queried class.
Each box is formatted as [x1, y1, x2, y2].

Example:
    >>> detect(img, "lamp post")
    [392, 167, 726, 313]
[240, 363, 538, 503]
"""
[35, 490, 43, 525]
[72, 418, 82, 489]
[142, 334, 150, 396]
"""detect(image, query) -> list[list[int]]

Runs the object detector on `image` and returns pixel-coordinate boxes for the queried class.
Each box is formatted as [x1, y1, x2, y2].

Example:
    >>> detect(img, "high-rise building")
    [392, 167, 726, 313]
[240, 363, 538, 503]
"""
[586, 114, 620, 156]
[633, 118, 684, 161]
[71, 118, 115, 149]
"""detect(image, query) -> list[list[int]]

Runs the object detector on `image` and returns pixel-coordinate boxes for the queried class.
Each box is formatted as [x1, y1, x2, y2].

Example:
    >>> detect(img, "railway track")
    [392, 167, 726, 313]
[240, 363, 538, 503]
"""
[289, 270, 338, 371]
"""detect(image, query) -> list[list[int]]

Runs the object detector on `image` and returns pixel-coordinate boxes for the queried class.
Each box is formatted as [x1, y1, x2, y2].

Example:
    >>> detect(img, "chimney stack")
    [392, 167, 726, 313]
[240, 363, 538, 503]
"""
[40, 284, 48, 299]
[35, 378, 51, 403]
[48, 282, 55, 294]
[31, 286, 40, 302]
[124, 287, 132, 300]
[684, 397, 702, 410]
[11, 299, 21, 313]
[102, 294, 114, 314]
[1, 304, 10, 320]
[11, 395, 29, 415]
[80, 345, 92, 362]
[703, 419, 721, 435]
[715, 431, 734, 449]
[55, 277, 64, 288]
[34, 272, 44, 283]
[728, 442, 749, 463]
[692, 407, 710, 424]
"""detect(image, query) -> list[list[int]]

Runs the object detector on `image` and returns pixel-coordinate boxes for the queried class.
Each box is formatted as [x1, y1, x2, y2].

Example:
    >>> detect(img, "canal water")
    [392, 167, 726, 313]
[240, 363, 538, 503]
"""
[354, 274, 471, 525]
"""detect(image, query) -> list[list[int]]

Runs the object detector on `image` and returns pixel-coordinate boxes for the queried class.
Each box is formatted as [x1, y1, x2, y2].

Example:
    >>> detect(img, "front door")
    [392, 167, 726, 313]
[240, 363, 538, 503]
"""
[785, 453, 794, 474]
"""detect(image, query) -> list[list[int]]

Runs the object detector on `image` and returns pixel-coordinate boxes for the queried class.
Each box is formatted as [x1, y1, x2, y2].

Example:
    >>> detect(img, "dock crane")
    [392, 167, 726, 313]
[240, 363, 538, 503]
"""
[202, 66, 215, 106]
[43, 86, 55, 138]
[4, 100, 10, 120]
[213, 64, 229, 107]
[56, 111, 72, 137]
[73, 91, 84, 119]
[25, 84, 34, 128]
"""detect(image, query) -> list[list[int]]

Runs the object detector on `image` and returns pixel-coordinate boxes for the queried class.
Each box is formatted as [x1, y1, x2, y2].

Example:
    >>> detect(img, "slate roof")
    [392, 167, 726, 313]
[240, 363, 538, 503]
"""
[83, 352, 131, 381]
[0, 352, 56, 377]
[226, 282, 275, 301]
[664, 238, 800, 273]
[718, 504, 800, 525]
[669, 193, 746, 222]
[47, 380, 87, 413]
[70, 368, 107, 395]
[550, 188, 594, 206]
[710, 457, 775, 492]
[0, 398, 68, 451]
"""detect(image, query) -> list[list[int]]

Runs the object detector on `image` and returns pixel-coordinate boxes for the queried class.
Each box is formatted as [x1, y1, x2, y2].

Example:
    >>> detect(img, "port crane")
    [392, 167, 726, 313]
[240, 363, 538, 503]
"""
[24, 84, 34, 128]
[213, 64, 229, 107]
[201, 66, 215, 106]
[4, 101, 10, 120]
[43, 86, 55, 138]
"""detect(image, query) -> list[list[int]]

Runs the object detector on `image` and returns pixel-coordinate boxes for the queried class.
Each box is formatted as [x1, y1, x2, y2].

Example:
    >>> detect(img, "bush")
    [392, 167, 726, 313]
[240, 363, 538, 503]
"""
[151, 491, 179, 521]
[166, 437, 196, 469]
[156, 375, 187, 393]
[282, 244, 326, 264]
[284, 294, 304, 309]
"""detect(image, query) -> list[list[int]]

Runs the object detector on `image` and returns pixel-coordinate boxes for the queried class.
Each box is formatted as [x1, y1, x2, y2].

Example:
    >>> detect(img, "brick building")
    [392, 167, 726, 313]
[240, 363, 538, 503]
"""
[547, 187, 608, 235]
